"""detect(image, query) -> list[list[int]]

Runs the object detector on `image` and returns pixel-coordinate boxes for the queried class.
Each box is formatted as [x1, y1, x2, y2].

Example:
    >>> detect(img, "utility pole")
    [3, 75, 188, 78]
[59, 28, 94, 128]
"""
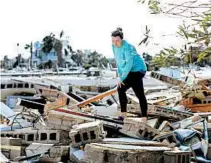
[30, 42, 33, 69]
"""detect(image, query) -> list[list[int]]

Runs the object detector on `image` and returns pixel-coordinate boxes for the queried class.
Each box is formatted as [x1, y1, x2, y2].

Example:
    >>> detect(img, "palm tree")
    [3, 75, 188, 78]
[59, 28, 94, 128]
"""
[42, 31, 69, 67]
[25, 42, 33, 69]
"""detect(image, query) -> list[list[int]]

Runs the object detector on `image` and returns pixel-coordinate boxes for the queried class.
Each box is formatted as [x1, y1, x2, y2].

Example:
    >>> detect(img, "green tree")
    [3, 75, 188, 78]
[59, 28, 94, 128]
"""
[42, 31, 72, 67]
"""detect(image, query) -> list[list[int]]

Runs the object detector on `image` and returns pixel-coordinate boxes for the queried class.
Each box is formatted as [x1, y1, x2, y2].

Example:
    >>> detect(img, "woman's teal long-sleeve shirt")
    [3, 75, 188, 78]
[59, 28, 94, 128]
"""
[112, 40, 147, 82]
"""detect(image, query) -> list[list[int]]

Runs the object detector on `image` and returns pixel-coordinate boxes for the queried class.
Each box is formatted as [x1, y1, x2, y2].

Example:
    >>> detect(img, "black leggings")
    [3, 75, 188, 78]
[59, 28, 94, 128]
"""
[117, 71, 148, 117]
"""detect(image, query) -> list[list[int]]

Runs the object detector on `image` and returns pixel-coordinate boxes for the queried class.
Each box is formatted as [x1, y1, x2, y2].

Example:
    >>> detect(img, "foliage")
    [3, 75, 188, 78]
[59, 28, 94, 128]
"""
[139, 0, 211, 68]
[41, 31, 73, 67]
[37, 60, 54, 69]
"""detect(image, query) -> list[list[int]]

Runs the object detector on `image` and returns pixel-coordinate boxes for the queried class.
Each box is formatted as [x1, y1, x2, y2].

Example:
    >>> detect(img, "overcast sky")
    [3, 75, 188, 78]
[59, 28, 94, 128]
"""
[0, 0, 187, 59]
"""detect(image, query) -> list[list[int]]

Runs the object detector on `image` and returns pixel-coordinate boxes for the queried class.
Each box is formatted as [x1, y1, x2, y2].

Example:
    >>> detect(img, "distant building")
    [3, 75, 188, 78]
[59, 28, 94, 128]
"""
[32, 46, 57, 68]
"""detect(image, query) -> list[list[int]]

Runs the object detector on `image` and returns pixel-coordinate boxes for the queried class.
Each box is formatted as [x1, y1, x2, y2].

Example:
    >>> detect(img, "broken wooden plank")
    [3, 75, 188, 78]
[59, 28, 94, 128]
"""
[75, 88, 117, 108]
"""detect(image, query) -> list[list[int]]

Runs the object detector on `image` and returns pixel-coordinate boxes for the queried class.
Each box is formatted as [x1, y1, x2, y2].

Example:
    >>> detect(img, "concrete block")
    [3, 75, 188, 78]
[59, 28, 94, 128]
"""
[84, 143, 171, 163]
[164, 151, 192, 163]
[179, 115, 202, 129]
[69, 121, 107, 147]
[147, 118, 159, 128]
[46, 110, 87, 131]
[153, 132, 179, 148]
[49, 145, 69, 158]
[1, 129, 38, 144]
[158, 121, 175, 132]
[121, 118, 159, 140]
[1, 137, 22, 146]
[1, 128, 67, 145]
[148, 106, 193, 120]
[1, 145, 23, 160]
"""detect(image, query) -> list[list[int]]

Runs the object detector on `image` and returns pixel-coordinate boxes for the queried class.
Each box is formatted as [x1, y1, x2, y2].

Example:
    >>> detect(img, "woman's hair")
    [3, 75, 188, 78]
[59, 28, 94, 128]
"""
[111, 27, 123, 39]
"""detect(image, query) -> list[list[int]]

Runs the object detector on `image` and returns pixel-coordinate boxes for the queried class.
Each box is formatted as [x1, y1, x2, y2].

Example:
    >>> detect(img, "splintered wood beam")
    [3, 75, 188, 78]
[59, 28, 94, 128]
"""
[76, 87, 117, 108]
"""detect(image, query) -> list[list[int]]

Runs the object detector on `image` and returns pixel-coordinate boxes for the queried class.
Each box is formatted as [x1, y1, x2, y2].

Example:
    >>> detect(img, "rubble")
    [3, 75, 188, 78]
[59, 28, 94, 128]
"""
[1, 75, 211, 162]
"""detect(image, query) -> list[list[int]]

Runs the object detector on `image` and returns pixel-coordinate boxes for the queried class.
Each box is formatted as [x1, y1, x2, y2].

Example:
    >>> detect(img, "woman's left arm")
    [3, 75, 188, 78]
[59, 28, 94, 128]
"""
[120, 45, 136, 82]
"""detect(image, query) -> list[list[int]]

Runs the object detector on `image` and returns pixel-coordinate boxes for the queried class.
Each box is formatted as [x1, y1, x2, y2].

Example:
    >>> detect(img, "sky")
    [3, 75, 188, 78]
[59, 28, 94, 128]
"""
[0, 0, 187, 59]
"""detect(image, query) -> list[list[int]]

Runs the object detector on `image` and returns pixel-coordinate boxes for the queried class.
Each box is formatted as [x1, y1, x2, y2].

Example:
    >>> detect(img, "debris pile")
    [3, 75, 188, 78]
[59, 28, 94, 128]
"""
[1, 76, 211, 163]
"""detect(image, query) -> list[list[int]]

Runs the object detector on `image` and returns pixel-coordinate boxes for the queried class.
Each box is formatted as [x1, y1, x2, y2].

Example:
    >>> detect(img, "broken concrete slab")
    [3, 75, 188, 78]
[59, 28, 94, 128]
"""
[69, 121, 107, 147]
[49, 145, 69, 158]
[121, 118, 159, 140]
[84, 143, 171, 163]
[25, 143, 53, 157]
[40, 145, 69, 163]
[102, 138, 168, 147]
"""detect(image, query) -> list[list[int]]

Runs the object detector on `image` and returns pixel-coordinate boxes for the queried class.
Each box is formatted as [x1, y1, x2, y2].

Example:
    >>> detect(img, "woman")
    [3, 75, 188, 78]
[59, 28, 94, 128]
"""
[111, 28, 148, 122]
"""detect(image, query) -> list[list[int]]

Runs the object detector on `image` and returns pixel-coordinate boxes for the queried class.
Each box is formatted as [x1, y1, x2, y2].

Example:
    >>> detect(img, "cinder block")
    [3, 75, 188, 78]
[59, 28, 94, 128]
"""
[148, 106, 193, 120]
[1, 145, 23, 160]
[49, 145, 69, 158]
[38, 130, 61, 144]
[69, 121, 107, 147]
[1, 137, 22, 146]
[1, 129, 38, 145]
[153, 132, 179, 147]
[122, 118, 159, 140]
[164, 151, 192, 163]
[147, 118, 159, 128]
[46, 110, 87, 131]
[179, 115, 201, 129]
[158, 121, 175, 132]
